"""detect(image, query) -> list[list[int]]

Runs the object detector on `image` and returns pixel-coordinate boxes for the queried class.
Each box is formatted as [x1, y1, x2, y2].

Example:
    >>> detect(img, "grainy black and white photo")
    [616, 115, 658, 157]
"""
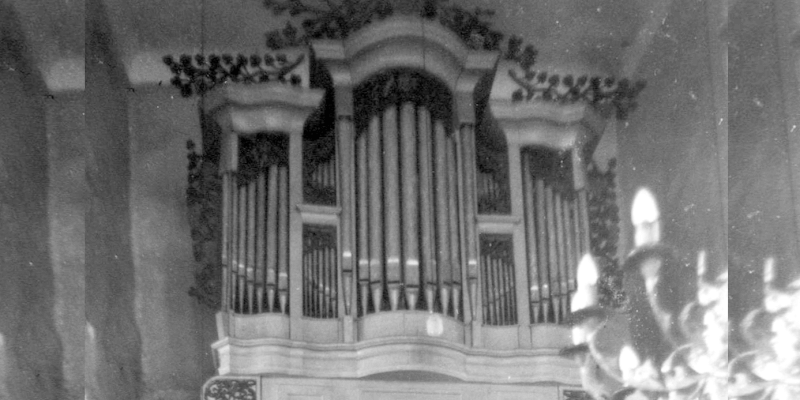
[0, 0, 797, 399]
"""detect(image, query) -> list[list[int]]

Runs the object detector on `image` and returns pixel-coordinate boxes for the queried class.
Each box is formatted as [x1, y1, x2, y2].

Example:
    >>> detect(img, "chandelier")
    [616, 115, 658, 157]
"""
[566, 188, 800, 400]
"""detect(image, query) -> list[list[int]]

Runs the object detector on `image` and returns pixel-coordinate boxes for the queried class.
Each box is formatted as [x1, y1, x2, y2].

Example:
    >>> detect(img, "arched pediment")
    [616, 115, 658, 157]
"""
[312, 16, 498, 96]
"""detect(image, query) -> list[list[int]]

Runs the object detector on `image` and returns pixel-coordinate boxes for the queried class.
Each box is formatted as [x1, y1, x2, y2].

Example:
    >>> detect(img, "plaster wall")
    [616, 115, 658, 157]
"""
[0, 9, 66, 399]
[86, 10, 143, 400]
[126, 86, 217, 400]
[87, 12, 219, 400]
[617, 0, 726, 268]
[46, 92, 86, 400]
[727, 0, 800, 347]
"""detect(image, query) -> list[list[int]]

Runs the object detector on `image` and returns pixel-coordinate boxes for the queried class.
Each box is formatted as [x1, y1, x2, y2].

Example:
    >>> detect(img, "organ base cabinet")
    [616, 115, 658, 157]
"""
[200, 14, 606, 400]
[203, 375, 587, 400]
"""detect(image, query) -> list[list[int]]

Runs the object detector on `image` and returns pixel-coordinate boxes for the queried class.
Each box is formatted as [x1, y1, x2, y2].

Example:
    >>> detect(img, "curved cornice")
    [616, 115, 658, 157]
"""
[489, 98, 607, 152]
[312, 16, 499, 93]
[213, 336, 582, 386]
[205, 82, 324, 135]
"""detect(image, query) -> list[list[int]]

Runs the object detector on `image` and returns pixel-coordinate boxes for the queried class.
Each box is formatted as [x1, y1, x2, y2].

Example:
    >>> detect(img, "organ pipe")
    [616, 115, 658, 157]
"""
[522, 155, 540, 323]
[570, 200, 580, 292]
[434, 120, 452, 315]
[446, 136, 461, 318]
[221, 173, 231, 311]
[255, 173, 266, 313]
[230, 178, 239, 311]
[400, 102, 420, 310]
[278, 166, 289, 314]
[535, 178, 551, 322]
[555, 191, 568, 320]
[238, 184, 247, 313]
[462, 125, 479, 318]
[367, 115, 384, 312]
[545, 186, 561, 323]
[338, 115, 355, 316]
[356, 134, 370, 316]
[418, 106, 436, 312]
[564, 195, 576, 295]
[579, 190, 591, 255]
[383, 105, 402, 311]
[266, 165, 279, 312]
[247, 181, 256, 313]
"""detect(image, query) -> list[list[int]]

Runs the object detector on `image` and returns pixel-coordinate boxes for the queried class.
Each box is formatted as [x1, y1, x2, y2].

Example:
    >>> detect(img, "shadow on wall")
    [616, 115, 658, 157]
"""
[85, 0, 145, 399]
[0, 3, 65, 399]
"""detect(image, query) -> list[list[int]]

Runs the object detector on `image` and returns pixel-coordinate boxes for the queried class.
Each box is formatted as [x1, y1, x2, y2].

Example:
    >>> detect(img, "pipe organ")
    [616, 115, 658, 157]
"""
[223, 135, 291, 315]
[217, 75, 595, 329]
[199, 17, 616, 396]
[518, 148, 586, 325]
[352, 71, 463, 316]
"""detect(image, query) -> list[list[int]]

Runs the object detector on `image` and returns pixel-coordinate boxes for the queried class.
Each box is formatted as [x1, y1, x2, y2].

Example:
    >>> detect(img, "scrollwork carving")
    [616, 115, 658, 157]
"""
[508, 70, 647, 120]
[203, 378, 257, 400]
[163, 52, 304, 97]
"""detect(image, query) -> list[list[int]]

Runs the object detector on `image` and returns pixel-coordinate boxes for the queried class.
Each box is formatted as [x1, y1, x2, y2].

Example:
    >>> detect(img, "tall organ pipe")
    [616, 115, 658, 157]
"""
[356, 134, 370, 316]
[522, 155, 540, 323]
[229, 178, 239, 311]
[418, 107, 436, 312]
[462, 125, 479, 319]
[221, 173, 231, 311]
[383, 105, 402, 311]
[247, 181, 256, 313]
[278, 166, 289, 314]
[434, 120, 452, 315]
[562, 195, 575, 310]
[535, 178, 550, 322]
[266, 165, 279, 312]
[400, 102, 420, 310]
[255, 172, 266, 313]
[367, 115, 384, 312]
[545, 185, 560, 323]
[555, 191, 568, 320]
[446, 136, 461, 318]
[237, 184, 247, 313]
[570, 199, 580, 291]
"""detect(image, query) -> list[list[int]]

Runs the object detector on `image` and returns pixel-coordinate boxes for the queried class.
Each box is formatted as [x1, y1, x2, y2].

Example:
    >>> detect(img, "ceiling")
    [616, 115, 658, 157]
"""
[5, 0, 672, 92]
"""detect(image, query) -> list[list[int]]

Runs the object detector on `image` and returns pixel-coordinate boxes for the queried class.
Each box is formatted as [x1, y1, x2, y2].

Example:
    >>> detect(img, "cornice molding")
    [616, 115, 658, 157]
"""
[213, 335, 581, 385]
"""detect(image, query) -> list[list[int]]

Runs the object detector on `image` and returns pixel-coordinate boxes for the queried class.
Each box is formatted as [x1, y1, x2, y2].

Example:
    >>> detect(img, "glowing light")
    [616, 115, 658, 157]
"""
[620, 345, 641, 380]
[631, 188, 661, 246]
[631, 188, 659, 225]
[577, 254, 599, 287]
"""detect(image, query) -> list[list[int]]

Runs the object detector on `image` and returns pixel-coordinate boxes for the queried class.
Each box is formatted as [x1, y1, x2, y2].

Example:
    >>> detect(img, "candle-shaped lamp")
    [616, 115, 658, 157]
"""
[631, 188, 660, 247]
[620, 345, 642, 383]
[571, 254, 600, 345]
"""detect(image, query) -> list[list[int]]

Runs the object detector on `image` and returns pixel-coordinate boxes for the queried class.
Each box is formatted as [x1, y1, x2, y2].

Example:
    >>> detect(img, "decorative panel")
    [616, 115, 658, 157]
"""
[303, 224, 338, 318]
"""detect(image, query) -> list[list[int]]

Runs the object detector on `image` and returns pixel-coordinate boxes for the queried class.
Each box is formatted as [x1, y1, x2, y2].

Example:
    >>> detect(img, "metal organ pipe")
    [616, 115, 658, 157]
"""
[221, 173, 231, 311]
[400, 102, 420, 310]
[356, 134, 370, 316]
[255, 172, 266, 313]
[555, 191, 568, 320]
[418, 106, 436, 313]
[563, 195, 576, 309]
[368, 115, 384, 312]
[247, 180, 256, 313]
[266, 164, 279, 312]
[237, 184, 247, 313]
[277, 166, 289, 314]
[434, 119, 452, 315]
[446, 136, 461, 319]
[383, 105, 402, 311]
[522, 154, 541, 323]
[545, 185, 561, 323]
